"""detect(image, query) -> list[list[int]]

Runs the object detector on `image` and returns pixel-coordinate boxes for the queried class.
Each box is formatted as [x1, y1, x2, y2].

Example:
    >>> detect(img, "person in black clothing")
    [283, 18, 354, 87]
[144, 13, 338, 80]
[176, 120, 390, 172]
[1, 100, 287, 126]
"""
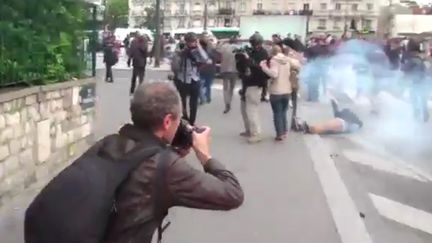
[384, 39, 402, 70]
[237, 33, 269, 143]
[128, 34, 148, 94]
[300, 99, 363, 134]
[293, 34, 306, 53]
[103, 35, 118, 83]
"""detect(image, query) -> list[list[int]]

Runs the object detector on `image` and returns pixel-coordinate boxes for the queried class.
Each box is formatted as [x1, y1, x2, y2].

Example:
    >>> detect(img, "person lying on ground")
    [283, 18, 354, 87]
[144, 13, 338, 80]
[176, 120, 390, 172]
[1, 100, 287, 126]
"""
[302, 99, 363, 134]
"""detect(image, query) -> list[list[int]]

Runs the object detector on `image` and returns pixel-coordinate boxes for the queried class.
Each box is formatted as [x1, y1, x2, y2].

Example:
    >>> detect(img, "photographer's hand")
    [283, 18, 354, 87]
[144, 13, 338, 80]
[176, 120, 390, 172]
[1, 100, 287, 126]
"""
[192, 126, 212, 165]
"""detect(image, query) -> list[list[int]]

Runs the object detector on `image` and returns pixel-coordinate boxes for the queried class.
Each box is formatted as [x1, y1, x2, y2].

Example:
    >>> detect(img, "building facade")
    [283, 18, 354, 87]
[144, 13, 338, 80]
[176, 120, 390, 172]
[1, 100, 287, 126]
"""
[128, 0, 386, 34]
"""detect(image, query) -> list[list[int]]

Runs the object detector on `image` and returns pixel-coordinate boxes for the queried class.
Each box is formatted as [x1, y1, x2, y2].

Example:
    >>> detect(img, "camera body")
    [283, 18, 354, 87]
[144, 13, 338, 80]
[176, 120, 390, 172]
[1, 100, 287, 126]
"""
[171, 119, 204, 150]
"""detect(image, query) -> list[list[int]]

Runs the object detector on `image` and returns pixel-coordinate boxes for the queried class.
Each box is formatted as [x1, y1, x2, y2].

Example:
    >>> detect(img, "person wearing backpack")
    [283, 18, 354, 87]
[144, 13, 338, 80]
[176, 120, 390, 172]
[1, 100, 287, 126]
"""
[402, 39, 429, 122]
[24, 82, 244, 243]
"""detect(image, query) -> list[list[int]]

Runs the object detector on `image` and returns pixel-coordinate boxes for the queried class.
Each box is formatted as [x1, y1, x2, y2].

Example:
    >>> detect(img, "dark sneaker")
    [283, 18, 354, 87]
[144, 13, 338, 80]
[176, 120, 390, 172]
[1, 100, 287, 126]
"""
[303, 122, 311, 134]
[223, 104, 231, 114]
[239, 131, 250, 137]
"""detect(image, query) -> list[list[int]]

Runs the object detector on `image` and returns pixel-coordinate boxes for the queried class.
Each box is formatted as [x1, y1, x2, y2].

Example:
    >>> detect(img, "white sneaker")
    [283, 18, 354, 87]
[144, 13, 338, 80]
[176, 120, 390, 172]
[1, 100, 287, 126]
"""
[248, 135, 262, 144]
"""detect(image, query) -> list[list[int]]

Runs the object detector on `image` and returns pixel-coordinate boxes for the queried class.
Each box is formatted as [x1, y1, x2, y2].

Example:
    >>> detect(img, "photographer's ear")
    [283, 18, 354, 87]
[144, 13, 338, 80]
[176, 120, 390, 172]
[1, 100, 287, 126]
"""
[162, 113, 177, 130]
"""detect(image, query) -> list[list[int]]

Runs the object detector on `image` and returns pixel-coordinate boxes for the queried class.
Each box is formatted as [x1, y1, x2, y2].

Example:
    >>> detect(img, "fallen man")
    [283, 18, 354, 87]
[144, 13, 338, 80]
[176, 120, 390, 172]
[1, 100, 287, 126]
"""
[300, 99, 363, 134]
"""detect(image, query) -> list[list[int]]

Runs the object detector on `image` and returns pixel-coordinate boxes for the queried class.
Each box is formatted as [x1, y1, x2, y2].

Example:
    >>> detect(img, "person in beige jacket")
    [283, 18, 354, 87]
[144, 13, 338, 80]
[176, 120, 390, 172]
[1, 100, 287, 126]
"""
[260, 45, 301, 141]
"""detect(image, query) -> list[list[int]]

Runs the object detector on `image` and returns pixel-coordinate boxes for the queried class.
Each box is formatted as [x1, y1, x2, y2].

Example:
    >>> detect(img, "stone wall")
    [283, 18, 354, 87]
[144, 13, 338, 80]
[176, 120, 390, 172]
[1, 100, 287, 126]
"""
[0, 79, 97, 207]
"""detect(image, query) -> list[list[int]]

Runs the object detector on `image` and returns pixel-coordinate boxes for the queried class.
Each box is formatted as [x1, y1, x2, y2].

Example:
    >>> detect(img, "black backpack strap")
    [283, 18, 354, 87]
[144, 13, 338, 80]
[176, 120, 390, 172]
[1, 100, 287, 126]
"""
[154, 148, 179, 243]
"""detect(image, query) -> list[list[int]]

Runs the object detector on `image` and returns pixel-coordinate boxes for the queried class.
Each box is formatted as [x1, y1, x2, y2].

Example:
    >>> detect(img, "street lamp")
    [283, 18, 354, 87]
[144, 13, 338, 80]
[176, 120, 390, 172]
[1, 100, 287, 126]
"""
[154, 0, 162, 67]
[204, 0, 208, 31]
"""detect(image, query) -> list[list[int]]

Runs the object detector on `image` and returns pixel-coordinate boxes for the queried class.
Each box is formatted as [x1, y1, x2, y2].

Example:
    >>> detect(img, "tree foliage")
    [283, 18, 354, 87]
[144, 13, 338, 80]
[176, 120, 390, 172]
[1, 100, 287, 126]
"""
[106, 0, 129, 29]
[0, 0, 87, 86]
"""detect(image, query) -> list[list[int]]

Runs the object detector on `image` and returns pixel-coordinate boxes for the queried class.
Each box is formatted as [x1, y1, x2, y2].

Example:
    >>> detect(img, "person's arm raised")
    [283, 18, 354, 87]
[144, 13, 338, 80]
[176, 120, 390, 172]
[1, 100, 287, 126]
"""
[166, 127, 244, 210]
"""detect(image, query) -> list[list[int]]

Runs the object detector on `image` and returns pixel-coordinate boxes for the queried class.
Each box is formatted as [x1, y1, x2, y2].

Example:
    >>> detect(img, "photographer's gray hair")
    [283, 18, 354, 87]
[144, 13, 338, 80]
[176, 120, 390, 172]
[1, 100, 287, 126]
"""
[130, 82, 181, 129]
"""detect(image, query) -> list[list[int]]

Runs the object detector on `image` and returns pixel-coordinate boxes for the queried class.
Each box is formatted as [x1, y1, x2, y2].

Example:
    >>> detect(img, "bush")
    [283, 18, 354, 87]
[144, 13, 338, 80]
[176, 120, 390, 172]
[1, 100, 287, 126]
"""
[0, 0, 87, 87]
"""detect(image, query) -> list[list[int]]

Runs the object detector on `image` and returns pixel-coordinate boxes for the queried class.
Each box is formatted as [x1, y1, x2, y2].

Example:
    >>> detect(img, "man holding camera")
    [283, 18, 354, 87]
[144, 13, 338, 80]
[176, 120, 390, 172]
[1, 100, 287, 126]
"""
[238, 33, 270, 143]
[104, 82, 244, 243]
[24, 82, 243, 243]
[175, 32, 212, 125]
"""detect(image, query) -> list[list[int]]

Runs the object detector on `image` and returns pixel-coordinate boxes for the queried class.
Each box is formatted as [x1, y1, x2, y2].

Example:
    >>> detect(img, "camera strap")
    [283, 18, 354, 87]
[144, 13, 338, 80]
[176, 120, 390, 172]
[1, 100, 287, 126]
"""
[154, 148, 179, 243]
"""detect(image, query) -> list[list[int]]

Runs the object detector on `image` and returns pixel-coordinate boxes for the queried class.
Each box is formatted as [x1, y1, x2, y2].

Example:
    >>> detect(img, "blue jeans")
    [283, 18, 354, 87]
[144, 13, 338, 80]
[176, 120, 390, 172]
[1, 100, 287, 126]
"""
[200, 73, 214, 103]
[270, 94, 290, 137]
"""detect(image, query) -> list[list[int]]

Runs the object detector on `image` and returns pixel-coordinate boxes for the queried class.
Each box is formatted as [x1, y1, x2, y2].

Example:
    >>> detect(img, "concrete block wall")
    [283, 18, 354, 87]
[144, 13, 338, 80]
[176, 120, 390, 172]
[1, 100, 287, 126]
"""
[0, 79, 97, 207]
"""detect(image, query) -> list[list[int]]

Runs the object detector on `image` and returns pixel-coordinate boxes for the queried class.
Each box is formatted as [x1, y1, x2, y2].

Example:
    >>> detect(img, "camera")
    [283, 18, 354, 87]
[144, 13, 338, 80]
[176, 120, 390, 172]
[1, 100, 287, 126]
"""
[232, 46, 253, 55]
[171, 119, 205, 150]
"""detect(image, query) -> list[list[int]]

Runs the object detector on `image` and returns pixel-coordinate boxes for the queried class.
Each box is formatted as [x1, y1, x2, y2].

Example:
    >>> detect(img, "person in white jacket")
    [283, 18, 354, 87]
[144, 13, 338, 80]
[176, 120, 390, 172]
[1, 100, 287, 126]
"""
[260, 45, 301, 141]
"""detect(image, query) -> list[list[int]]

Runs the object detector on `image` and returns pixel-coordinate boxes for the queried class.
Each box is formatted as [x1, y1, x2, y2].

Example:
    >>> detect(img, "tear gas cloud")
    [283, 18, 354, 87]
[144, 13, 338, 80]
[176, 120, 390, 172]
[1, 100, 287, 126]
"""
[298, 39, 432, 155]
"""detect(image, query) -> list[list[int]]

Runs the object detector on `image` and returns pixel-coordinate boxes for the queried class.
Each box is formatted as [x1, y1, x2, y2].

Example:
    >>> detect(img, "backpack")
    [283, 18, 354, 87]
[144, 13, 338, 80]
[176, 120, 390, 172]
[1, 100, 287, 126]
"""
[24, 134, 175, 243]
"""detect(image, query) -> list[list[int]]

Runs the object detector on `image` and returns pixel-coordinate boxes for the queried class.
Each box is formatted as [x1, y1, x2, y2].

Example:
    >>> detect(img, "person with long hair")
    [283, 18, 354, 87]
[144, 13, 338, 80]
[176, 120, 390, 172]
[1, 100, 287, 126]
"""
[260, 45, 301, 141]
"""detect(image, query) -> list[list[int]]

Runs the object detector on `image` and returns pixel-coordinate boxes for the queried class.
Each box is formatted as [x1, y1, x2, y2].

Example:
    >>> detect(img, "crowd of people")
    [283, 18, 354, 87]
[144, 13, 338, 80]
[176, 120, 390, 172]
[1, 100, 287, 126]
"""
[22, 29, 432, 243]
[103, 29, 431, 142]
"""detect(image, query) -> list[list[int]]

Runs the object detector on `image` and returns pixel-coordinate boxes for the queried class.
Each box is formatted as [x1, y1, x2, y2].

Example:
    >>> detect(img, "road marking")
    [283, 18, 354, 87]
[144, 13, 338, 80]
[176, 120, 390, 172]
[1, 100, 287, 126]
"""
[304, 135, 373, 243]
[345, 134, 432, 182]
[370, 193, 432, 235]
[343, 149, 427, 182]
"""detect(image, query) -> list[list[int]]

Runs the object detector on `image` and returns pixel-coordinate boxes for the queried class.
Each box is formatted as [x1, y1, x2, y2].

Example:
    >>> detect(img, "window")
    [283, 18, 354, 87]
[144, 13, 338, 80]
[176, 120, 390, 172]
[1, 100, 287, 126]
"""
[335, 3, 341, 10]
[178, 17, 185, 28]
[303, 3, 310, 11]
[320, 3, 327, 10]
[364, 19, 372, 29]
[367, 3, 373, 10]
[352, 4, 358, 11]
[240, 1, 246, 11]
[319, 19, 326, 27]
[257, 3, 263, 10]
[333, 20, 340, 29]
[224, 18, 231, 27]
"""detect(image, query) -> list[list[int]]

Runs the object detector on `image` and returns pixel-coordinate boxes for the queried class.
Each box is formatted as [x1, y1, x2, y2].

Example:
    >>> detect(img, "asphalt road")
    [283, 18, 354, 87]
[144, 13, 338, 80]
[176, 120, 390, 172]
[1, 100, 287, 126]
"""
[1, 67, 432, 243]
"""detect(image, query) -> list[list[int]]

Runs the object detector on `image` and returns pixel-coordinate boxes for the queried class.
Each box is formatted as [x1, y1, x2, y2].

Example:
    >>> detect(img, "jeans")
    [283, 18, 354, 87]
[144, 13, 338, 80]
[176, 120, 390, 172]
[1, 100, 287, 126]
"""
[200, 73, 214, 103]
[178, 81, 200, 125]
[222, 72, 237, 106]
[410, 83, 429, 122]
[241, 86, 261, 136]
[130, 66, 146, 94]
[270, 94, 289, 137]
[105, 63, 113, 81]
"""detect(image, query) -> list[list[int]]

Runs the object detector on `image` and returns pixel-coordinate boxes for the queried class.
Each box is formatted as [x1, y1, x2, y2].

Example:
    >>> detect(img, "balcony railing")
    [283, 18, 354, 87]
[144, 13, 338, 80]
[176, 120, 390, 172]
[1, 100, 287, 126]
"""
[253, 9, 313, 16]
[174, 11, 188, 16]
[192, 10, 203, 16]
[218, 8, 235, 15]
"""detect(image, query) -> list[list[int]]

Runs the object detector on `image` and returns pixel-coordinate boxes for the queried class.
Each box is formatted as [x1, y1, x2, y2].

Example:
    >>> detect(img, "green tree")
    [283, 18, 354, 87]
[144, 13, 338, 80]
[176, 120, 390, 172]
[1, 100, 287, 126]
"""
[0, 0, 86, 86]
[106, 0, 129, 29]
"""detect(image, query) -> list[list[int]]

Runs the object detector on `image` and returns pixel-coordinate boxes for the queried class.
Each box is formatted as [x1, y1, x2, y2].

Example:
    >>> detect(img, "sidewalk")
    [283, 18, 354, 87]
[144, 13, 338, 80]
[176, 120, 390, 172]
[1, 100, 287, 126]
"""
[160, 90, 341, 243]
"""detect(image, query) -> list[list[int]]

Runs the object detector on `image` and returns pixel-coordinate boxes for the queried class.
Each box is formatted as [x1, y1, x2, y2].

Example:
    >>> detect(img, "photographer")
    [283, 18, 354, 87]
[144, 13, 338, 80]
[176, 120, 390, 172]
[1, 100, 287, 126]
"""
[176, 32, 212, 125]
[103, 82, 244, 243]
[24, 82, 243, 243]
[238, 33, 270, 143]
